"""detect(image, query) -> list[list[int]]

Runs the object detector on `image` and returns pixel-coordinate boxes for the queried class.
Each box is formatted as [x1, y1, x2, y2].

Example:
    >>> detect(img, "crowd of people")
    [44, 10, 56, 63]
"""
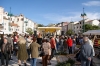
[0, 33, 97, 66]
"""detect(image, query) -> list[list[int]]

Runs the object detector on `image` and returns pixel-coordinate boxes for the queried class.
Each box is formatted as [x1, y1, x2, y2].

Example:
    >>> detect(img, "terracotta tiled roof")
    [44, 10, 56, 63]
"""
[9, 23, 19, 27]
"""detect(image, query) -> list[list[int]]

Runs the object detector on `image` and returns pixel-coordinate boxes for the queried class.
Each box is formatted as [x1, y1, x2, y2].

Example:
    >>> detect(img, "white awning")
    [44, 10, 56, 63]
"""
[83, 30, 100, 35]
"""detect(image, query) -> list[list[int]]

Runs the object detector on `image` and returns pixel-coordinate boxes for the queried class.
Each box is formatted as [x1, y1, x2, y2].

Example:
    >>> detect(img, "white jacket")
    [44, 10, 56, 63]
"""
[88, 39, 95, 56]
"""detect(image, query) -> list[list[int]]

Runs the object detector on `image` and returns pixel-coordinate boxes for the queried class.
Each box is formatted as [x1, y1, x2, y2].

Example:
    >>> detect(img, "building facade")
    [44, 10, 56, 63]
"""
[0, 7, 36, 34]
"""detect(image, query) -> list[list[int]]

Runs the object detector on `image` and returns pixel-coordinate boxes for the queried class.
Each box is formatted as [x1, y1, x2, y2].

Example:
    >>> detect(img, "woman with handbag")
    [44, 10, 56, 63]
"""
[42, 38, 51, 66]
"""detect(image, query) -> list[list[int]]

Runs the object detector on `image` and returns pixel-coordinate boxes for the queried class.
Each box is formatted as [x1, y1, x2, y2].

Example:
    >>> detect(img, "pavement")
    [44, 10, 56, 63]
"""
[0, 56, 57, 66]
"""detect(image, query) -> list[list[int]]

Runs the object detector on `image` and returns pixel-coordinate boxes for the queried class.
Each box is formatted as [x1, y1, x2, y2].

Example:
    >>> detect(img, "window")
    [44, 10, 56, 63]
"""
[11, 18, 12, 21]
[17, 18, 19, 22]
[21, 18, 24, 21]
[80, 22, 81, 24]
[26, 24, 27, 26]
[12, 21, 14, 23]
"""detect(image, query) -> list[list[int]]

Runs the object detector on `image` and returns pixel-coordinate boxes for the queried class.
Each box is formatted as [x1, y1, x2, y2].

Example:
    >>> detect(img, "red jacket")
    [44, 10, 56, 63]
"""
[50, 38, 56, 48]
[67, 39, 73, 47]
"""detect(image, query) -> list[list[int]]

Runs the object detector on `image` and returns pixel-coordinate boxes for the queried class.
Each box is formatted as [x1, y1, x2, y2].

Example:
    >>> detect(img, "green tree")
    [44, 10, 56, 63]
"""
[83, 24, 100, 32]
[66, 29, 74, 35]
[92, 25, 100, 30]
[26, 28, 33, 35]
[83, 24, 93, 32]
[38, 24, 44, 27]
[47, 23, 55, 27]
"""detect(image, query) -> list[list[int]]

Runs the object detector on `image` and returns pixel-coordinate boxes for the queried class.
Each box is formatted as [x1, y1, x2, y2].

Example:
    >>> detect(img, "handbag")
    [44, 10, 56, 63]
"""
[39, 49, 45, 57]
[39, 51, 45, 57]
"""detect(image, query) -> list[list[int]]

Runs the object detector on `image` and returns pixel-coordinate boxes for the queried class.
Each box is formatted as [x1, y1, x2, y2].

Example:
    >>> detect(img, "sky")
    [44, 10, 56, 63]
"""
[0, 0, 100, 25]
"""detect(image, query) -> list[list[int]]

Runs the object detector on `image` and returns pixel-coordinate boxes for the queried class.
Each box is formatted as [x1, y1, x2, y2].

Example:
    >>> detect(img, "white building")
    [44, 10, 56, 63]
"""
[0, 7, 36, 34]
[74, 19, 100, 34]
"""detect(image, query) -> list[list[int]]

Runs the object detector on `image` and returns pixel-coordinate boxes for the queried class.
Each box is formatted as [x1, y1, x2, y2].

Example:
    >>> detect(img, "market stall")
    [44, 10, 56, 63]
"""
[83, 30, 100, 35]
[37, 27, 61, 36]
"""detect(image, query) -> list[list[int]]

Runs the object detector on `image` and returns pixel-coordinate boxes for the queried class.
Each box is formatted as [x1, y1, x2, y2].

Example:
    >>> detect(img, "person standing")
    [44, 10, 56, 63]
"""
[30, 37, 40, 66]
[7, 35, 13, 60]
[88, 38, 95, 66]
[37, 33, 42, 51]
[17, 35, 28, 66]
[67, 36, 73, 54]
[72, 36, 76, 54]
[1, 38, 11, 66]
[50, 35, 56, 59]
[13, 35, 18, 56]
[0, 35, 4, 58]
[55, 36, 59, 51]
[80, 37, 93, 66]
[63, 37, 68, 51]
[26, 35, 32, 61]
[42, 39, 51, 66]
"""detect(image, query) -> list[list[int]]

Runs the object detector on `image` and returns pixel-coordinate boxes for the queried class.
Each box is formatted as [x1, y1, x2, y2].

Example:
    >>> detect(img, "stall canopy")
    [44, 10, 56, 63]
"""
[83, 30, 100, 35]
[37, 27, 61, 33]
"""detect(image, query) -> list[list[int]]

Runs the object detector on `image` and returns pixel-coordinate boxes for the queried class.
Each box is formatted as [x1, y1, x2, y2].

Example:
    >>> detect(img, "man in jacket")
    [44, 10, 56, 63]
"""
[67, 36, 73, 54]
[80, 37, 93, 66]
[1, 38, 11, 66]
[7, 35, 13, 60]
[50, 35, 56, 59]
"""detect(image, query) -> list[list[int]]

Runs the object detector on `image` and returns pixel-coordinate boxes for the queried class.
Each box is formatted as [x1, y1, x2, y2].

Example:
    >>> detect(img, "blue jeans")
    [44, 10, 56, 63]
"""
[81, 60, 91, 66]
[56, 43, 59, 51]
[31, 58, 37, 66]
[72, 44, 76, 53]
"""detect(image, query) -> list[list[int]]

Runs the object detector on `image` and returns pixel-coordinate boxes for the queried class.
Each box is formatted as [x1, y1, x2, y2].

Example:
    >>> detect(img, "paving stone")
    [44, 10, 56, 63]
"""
[0, 56, 57, 66]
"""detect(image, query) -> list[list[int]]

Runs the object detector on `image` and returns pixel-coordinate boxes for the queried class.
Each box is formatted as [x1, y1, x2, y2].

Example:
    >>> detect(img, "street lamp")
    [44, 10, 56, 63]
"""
[81, 8, 87, 33]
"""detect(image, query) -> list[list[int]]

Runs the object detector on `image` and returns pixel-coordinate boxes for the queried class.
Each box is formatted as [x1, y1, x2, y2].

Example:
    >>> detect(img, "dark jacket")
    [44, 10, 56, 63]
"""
[7, 37, 13, 47]
[80, 42, 93, 61]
